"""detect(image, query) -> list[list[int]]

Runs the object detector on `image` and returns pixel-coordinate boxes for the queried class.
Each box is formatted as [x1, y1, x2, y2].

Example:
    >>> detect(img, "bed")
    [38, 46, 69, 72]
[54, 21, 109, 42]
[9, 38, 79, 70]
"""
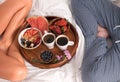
[0, 0, 84, 82]
[0, 0, 119, 82]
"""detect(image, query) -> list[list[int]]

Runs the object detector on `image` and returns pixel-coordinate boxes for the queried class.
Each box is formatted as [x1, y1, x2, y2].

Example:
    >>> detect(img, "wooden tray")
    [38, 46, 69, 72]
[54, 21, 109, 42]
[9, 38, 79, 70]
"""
[19, 16, 79, 69]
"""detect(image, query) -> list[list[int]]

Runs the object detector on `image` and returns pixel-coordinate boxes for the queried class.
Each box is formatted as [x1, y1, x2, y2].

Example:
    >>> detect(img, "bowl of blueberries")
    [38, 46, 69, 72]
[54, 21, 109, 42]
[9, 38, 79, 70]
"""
[18, 27, 42, 49]
[40, 50, 55, 64]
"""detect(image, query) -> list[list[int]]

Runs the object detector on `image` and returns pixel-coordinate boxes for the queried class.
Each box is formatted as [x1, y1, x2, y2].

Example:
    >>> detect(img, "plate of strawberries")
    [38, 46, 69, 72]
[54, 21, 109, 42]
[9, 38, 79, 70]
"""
[49, 17, 70, 35]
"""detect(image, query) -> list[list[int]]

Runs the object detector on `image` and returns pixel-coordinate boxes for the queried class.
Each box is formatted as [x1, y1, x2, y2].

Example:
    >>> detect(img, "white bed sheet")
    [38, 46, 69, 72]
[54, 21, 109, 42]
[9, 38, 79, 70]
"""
[0, 0, 118, 82]
[0, 0, 85, 82]
[23, 0, 119, 82]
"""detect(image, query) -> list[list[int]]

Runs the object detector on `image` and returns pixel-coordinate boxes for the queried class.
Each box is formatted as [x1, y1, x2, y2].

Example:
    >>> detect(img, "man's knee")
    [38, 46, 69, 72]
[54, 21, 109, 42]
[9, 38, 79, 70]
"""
[82, 70, 97, 82]
[82, 66, 105, 82]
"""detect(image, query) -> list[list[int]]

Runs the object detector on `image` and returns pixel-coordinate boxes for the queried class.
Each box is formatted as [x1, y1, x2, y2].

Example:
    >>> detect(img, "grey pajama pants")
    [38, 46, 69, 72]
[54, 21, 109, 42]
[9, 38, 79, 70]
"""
[71, 0, 120, 82]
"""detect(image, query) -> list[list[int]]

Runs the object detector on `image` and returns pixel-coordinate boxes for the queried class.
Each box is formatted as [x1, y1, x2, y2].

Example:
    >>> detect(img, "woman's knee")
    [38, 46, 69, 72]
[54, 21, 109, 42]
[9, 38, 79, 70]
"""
[10, 65, 27, 81]
[22, 0, 32, 8]
[12, 0, 32, 9]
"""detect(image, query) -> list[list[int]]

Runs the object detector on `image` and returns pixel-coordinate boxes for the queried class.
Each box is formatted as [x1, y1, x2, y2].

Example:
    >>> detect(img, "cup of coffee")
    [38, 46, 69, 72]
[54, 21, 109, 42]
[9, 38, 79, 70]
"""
[42, 31, 56, 49]
[56, 35, 74, 50]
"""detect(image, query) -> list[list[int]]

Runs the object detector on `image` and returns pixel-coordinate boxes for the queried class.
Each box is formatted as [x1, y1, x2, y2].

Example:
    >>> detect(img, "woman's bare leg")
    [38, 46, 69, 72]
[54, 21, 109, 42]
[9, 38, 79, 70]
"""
[0, 26, 28, 81]
[0, 30, 27, 81]
[0, 0, 32, 81]
[0, 0, 32, 52]
[0, 0, 24, 34]
[0, 50, 27, 81]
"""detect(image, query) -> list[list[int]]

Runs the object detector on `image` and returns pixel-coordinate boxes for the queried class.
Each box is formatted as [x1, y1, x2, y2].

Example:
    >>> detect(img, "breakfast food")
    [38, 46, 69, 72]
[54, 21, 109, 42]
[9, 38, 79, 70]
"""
[40, 50, 54, 63]
[20, 28, 42, 49]
[27, 16, 49, 34]
[49, 18, 70, 35]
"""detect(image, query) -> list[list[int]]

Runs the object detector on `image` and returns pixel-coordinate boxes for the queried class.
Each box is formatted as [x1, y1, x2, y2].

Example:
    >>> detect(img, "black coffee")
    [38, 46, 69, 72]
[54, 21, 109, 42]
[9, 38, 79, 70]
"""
[57, 37, 68, 46]
[44, 35, 54, 43]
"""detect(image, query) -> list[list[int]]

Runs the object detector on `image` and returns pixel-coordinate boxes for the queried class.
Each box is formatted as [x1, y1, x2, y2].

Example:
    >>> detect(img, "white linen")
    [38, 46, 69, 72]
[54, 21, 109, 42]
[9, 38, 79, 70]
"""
[0, 0, 5, 4]
[24, 0, 85, 82]
[23, 0, 120, 82]
[0, 0, 85, 82]
[1, 0, 118, 82]
[1, 0, 120, 82]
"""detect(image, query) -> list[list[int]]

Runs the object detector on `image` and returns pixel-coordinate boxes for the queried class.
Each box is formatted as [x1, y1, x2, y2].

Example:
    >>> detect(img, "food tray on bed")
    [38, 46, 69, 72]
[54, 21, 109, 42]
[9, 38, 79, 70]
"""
[18, 16, 79, 69]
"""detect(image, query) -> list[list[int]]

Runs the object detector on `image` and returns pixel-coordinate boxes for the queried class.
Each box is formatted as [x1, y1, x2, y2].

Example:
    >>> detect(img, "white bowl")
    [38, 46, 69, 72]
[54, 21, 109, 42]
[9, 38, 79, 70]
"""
[18, 27, 42, 49]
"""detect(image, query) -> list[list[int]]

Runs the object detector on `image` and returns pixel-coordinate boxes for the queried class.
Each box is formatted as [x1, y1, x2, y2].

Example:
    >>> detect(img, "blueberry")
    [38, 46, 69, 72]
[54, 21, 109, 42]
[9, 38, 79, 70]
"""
[26, 41, 32, 47]
[21, 38, 26, 45]
[40, 51, 53, 63]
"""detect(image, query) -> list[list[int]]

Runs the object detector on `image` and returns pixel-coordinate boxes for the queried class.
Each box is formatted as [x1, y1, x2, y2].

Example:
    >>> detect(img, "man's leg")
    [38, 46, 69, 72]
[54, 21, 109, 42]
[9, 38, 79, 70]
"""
[71, 0, 99, 51]
[71, 0, 120, 82]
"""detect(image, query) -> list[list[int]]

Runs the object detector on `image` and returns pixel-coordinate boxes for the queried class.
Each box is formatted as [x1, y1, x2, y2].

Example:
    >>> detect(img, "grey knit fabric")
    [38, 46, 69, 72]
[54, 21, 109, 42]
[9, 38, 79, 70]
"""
[71, 0, 120, 82]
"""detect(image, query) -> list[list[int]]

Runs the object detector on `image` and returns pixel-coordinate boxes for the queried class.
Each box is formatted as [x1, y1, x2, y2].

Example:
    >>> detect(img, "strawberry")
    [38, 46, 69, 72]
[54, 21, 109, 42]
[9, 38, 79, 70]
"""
[23, 31, 29, 39]
[49, 18, 70, 35]
[49, 25, 54, 30]
[54, 26, 62, 35]
[27, 17, 38, 28]
[32, 29, 39, 36]
[27, 30, 32, 39]
[29, 29, 33, 35]
[37, 16, 49, 34]
[55, 18, 67, 26]
[34, 36, 41, 45]
[27, 16, 49, 34]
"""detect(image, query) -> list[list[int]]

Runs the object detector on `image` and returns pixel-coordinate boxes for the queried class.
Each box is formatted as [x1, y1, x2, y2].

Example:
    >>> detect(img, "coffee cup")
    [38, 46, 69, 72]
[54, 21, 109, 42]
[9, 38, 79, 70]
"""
[55, 35, 74, 50]
[42, 31, 56, 49]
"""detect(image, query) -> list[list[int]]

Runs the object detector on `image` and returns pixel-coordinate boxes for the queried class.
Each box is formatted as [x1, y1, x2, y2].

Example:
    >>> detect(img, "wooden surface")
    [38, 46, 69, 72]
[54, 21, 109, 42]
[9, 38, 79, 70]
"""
[19, 16, 79, 69]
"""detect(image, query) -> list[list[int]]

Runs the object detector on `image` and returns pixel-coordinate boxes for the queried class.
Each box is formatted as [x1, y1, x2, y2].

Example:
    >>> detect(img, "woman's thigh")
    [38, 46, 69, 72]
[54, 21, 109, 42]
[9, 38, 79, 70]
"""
[0, 0, 24, 34]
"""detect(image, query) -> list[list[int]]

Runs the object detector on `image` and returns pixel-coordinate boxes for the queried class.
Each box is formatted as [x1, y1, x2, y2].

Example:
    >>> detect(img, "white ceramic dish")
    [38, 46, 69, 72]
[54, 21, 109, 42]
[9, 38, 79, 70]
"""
[18, 27, 42, 49]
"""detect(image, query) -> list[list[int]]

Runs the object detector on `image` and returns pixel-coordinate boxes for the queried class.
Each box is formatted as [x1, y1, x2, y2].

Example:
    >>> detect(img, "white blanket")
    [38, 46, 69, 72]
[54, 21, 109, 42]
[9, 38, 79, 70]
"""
[1, 0, 119, 82]
[24, 0, 85, 82]
[23, 0, 120, 82]
[0, 0, 85, 82]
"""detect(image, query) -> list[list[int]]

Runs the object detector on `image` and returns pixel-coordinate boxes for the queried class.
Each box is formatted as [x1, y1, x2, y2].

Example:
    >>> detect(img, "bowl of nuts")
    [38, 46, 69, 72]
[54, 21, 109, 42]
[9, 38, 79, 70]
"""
[18, 27, 42, 49]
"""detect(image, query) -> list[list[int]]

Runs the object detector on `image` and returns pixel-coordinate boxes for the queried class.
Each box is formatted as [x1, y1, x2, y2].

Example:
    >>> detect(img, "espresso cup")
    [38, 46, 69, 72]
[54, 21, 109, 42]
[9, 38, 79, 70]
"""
[42, 31, 56, 49]
[55, 35, 74, 50]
